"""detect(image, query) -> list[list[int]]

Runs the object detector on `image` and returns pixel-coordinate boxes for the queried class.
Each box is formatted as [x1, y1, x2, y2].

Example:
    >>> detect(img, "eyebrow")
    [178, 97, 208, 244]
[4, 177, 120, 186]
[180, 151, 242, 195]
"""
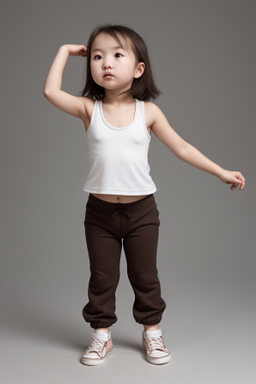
[92, 46, 124, 53]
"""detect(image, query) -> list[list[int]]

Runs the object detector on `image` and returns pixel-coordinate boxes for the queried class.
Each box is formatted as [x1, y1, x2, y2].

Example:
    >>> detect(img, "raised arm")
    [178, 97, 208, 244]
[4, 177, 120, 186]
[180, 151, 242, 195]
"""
[149, 102, 246, 190]
[43, 44, 88, 119]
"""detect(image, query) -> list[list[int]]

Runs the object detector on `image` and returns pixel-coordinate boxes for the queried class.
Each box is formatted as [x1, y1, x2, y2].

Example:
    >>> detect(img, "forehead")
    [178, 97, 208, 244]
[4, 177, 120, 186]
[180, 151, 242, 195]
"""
[91, 32, 133, 53]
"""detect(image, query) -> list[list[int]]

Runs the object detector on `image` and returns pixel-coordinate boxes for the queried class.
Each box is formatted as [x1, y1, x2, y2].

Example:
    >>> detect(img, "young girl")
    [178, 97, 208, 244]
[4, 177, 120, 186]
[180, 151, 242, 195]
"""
[43, 24, 245, 366]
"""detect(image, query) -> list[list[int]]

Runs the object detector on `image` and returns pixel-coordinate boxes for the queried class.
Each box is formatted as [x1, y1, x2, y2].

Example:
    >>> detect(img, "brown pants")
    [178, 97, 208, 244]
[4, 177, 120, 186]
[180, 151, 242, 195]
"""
[82, 193, 166, 329]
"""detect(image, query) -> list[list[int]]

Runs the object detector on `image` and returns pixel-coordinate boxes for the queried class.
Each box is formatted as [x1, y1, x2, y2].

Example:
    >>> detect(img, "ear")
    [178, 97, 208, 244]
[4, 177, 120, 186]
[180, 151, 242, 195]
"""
[134, 62, 145, 79]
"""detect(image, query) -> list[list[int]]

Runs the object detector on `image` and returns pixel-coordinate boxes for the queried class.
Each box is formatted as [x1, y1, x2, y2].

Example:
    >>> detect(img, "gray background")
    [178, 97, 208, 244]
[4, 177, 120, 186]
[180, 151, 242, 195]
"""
[1, 0, 255, 383]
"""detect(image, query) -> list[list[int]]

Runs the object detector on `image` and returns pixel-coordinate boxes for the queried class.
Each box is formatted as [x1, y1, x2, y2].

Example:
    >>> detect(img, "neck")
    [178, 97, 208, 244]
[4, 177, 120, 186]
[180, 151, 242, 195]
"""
[103, 89, 135, 105]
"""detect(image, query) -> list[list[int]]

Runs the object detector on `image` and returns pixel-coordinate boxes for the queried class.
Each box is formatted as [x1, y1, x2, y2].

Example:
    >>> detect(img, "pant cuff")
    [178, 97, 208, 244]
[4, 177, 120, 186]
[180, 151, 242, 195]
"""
[90, 322, 115, 329]
[137, 318, 162, 326]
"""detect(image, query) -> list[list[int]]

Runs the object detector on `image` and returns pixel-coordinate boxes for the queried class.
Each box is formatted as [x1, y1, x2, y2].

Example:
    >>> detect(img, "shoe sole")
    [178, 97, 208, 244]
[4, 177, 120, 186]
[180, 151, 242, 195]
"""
[81, 346, 113, 366]
[142, 338, 171, 365]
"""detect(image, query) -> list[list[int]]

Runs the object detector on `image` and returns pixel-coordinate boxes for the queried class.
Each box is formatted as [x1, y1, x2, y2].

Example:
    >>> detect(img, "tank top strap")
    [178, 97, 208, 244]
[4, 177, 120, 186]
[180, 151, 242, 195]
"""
[135, 99, 151, 140]
[86, 98, 99, 134]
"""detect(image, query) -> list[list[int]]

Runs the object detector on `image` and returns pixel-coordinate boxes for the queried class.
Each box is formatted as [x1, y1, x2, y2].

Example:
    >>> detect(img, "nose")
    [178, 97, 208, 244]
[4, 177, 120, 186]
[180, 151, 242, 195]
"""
[102, 56, 112, 69]
[103, 62, 112, 69]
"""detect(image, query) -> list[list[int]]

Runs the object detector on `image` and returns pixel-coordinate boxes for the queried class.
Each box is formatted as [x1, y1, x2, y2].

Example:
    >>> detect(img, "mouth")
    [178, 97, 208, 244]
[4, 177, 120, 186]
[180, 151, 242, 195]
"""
[104, 73, 114, 78]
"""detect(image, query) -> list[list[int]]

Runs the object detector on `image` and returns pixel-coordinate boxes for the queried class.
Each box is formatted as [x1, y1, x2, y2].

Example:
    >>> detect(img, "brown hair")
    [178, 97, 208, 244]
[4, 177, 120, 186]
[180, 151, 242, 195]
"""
[80, 24, 162, 101]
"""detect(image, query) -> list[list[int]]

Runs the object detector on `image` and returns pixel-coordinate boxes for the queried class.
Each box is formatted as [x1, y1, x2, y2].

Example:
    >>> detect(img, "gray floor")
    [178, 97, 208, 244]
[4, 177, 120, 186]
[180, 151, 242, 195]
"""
[1, 283, 255, 384]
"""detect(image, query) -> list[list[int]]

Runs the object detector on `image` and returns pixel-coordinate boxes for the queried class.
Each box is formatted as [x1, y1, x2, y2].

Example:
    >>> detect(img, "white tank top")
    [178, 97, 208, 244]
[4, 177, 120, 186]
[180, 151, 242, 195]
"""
[82, 98, 157, 195]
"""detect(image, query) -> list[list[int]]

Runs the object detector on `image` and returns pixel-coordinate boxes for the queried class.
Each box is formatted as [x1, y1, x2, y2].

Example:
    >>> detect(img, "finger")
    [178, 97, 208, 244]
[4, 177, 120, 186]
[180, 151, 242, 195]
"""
[233, 177, 243, 185]
[237, 174, 246, 184]
[239, 180, 245, 190]
[231, 179, 245, 190]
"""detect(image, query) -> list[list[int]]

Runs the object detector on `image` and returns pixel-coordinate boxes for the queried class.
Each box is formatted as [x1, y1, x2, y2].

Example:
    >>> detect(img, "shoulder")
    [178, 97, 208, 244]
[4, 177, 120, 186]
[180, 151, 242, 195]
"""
[144, 101, 163, 129]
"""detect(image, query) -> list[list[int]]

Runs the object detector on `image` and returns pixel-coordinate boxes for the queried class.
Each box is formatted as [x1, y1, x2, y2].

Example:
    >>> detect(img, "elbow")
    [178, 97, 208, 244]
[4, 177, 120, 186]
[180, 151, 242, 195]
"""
[43, 88, 55, 101]
[43, 88, 50, 98]
[176, 140, 190, 159]
[43, 86, 55, 98]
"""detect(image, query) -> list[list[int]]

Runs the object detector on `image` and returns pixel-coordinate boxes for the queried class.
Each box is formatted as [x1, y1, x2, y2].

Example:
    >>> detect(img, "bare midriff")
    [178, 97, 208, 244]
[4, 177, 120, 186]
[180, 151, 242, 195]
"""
[91, 193, 149, 204]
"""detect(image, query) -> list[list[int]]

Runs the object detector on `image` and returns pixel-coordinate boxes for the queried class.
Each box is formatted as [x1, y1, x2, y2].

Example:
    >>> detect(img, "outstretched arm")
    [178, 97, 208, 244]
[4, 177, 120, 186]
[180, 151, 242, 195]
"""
[177, 142, 245, 190]
[149, 103, 246, 191]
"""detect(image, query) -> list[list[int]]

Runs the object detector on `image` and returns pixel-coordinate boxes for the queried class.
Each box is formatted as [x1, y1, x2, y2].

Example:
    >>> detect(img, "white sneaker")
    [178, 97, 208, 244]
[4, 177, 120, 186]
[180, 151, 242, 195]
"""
[142, 328, 171, 365]
[81, 330, 113, 366]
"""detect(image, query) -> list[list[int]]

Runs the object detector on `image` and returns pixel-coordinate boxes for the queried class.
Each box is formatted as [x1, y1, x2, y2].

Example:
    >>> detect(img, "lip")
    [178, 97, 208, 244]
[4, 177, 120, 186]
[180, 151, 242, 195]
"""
[104, 73, 114, 77]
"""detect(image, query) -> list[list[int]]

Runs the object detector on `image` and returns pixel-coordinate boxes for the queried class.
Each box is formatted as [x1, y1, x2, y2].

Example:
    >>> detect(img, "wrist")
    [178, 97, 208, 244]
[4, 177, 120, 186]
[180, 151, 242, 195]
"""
[59, 45, 69, 55]
[215, 167, 226, 178]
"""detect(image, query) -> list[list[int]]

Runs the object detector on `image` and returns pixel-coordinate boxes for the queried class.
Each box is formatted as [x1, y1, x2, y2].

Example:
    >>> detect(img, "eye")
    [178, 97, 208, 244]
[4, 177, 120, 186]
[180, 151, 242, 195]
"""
[93, 54, 102, 60]
[115, 52, 123, 58]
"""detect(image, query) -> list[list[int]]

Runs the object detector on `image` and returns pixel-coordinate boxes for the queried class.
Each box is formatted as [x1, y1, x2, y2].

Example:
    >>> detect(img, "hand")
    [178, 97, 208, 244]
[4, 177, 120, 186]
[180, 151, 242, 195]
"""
[218, 169, 246, 190]
[61, 44, 87, 57]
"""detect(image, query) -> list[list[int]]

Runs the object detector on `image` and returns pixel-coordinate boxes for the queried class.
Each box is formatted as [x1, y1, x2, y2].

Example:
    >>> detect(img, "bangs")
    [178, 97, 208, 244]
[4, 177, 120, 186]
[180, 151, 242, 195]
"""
[102, 30, 133, 54]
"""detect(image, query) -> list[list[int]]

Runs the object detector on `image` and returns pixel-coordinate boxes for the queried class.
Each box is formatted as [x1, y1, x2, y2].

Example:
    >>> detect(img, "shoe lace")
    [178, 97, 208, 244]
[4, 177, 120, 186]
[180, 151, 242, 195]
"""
[87, 338, 106, 353]
[146, 336, 166, 351]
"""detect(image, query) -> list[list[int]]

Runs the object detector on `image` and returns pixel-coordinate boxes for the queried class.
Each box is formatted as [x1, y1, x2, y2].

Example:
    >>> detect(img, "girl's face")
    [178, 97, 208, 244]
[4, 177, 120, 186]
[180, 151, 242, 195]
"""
[90, 32, 144, 93]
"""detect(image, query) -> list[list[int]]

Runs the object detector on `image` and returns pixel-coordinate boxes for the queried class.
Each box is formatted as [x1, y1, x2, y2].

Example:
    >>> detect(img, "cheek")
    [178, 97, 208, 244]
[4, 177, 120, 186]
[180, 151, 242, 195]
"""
[123, 67, 134, 78]
[90, 63, 99, 79]
[90, 70, 99, 85]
